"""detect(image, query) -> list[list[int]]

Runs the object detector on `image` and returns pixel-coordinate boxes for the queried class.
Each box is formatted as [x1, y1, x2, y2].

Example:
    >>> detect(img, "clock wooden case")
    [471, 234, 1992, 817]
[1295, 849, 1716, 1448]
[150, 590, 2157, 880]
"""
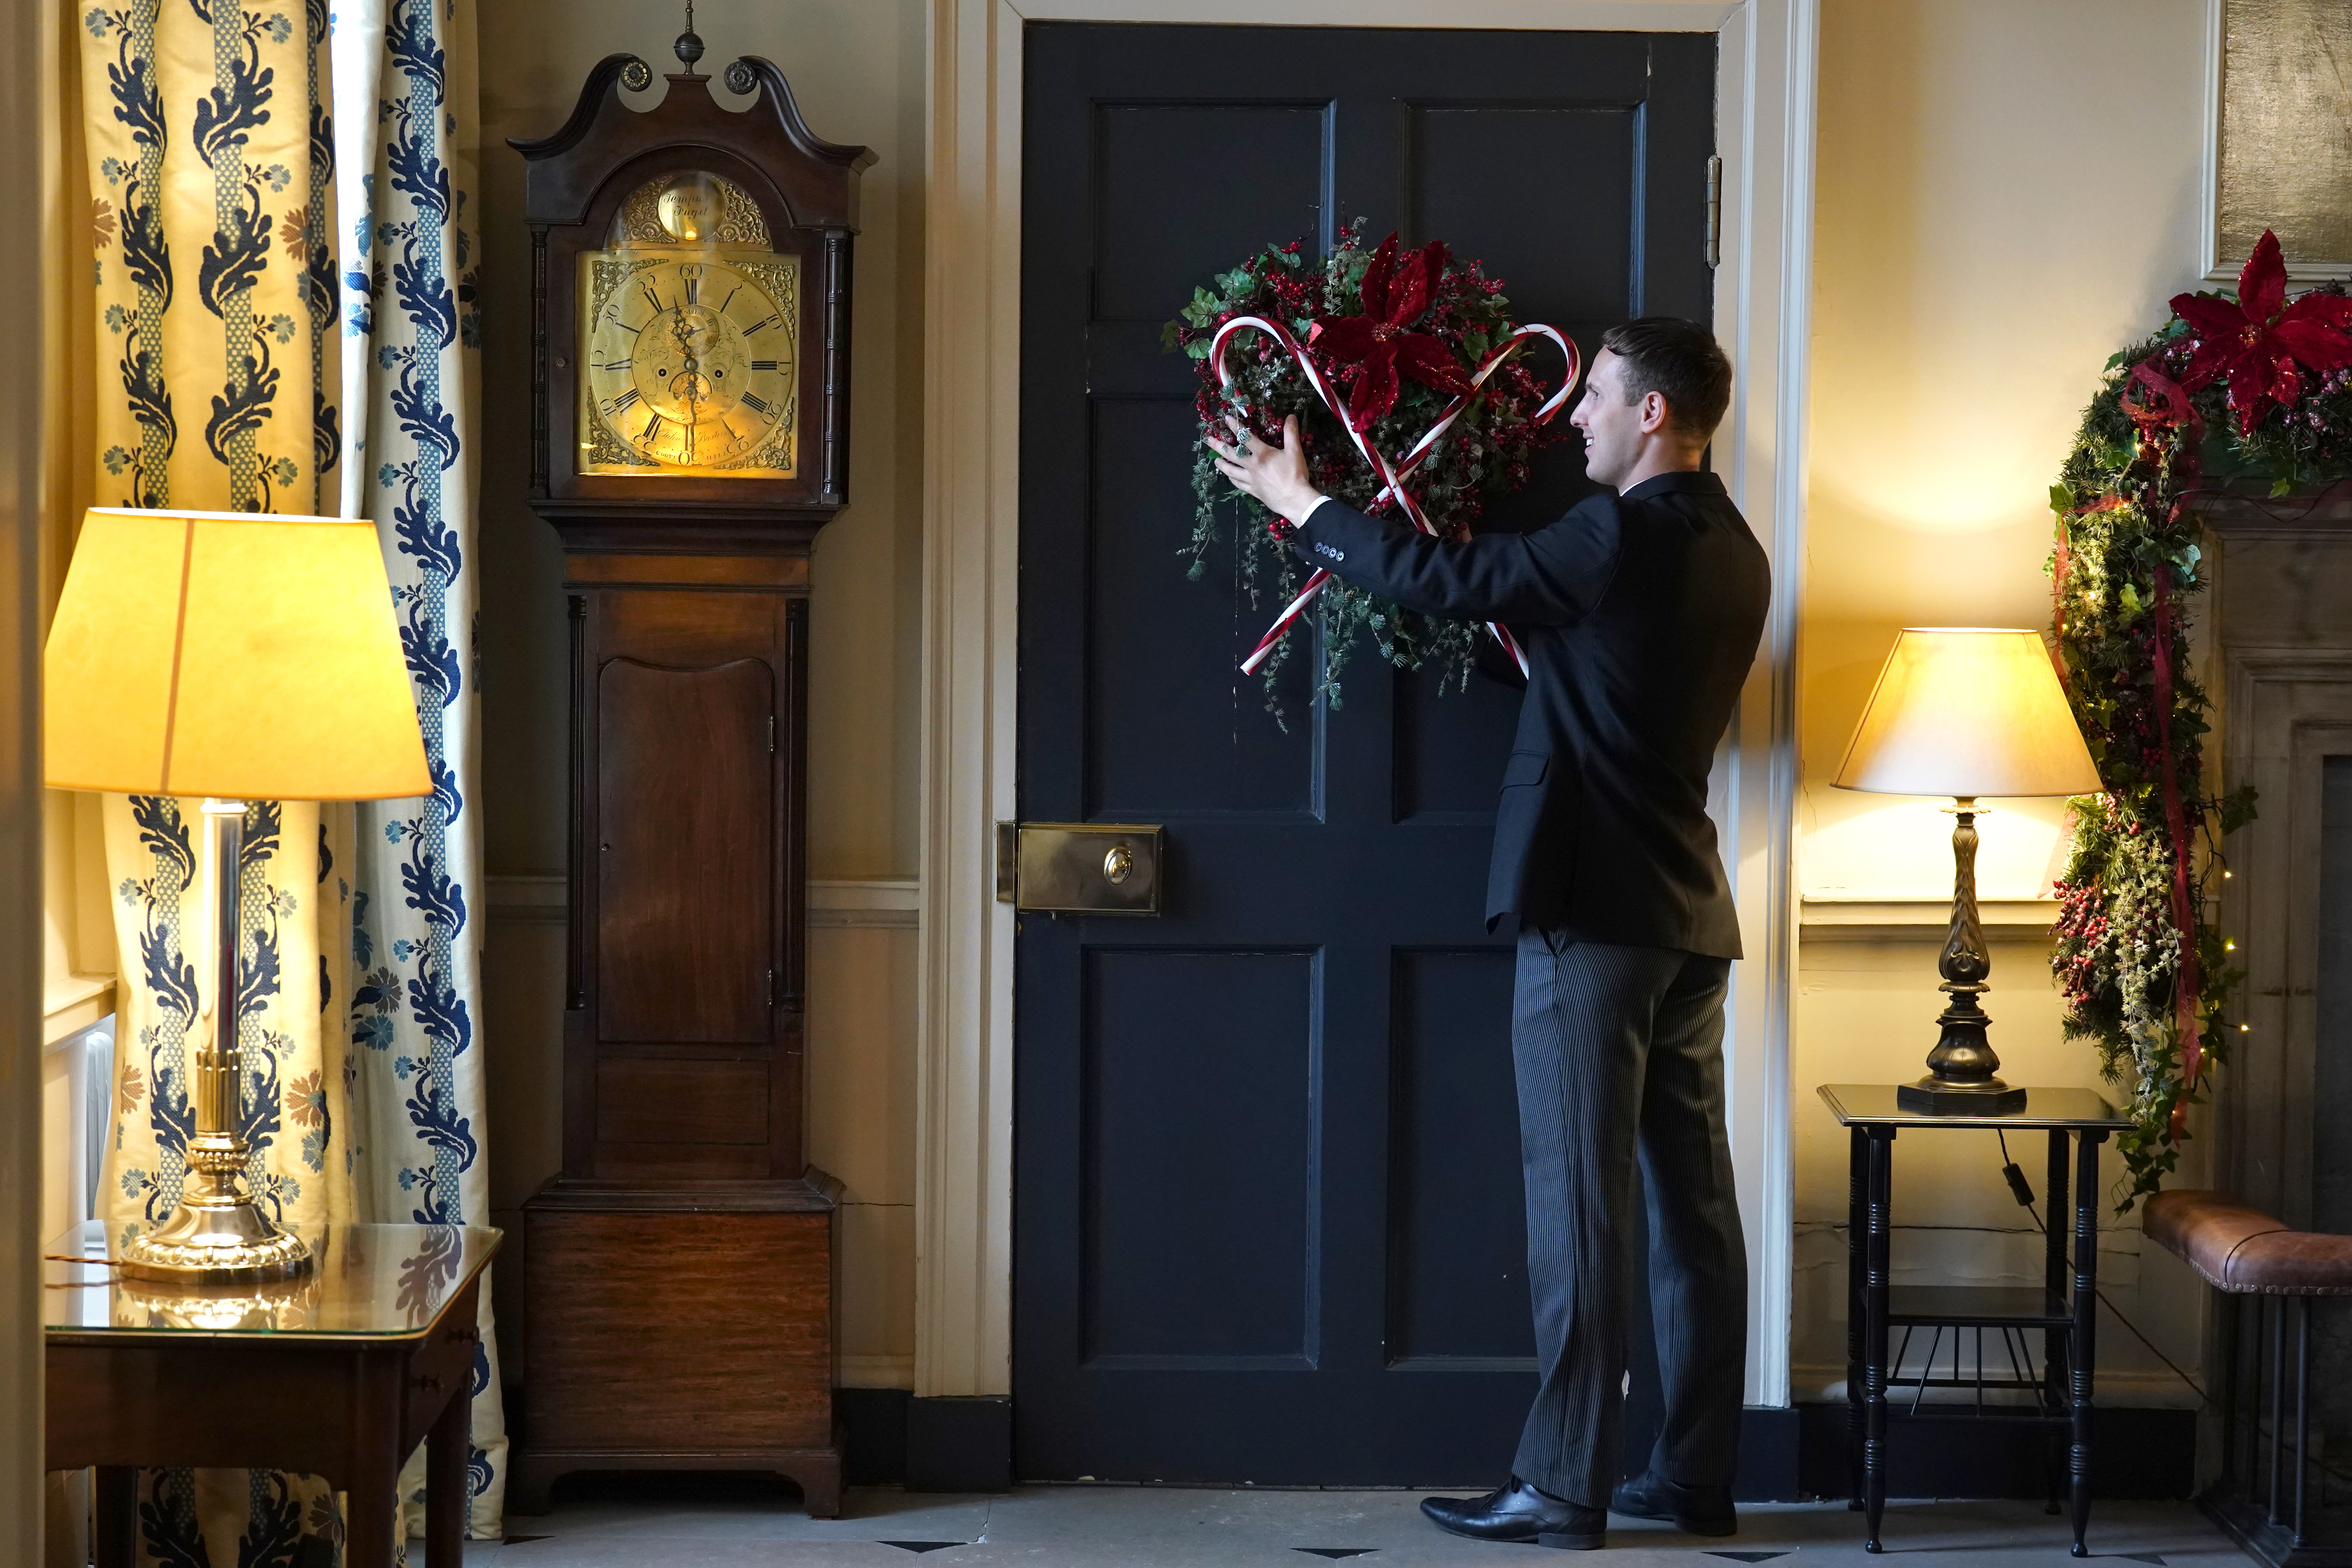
[507, 47, 873, 1517]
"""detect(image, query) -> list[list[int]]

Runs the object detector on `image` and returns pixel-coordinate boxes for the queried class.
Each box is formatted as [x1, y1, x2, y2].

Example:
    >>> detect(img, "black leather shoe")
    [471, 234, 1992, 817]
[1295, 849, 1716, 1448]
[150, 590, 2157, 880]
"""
[1609, 1470, 1737, 1537]
[1421, 1477, 1606, 1550]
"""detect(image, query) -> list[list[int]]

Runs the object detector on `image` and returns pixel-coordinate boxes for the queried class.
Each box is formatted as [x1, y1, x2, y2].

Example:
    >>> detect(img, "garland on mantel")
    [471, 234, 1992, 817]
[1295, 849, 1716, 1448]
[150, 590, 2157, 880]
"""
[2048, 230, 2352, 1206]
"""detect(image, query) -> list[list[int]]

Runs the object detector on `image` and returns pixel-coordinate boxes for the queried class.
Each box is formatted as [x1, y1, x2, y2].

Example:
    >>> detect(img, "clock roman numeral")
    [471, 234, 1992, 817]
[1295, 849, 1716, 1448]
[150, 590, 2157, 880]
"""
[642, 412, 664, 443]
[721, 286, 739, 312]
[684, 273, 700, 305]
[740, 392, 772, 417]
[641, 281, 665, 314]
[749, 359, 778, 372]
[744, 313, 781, 336]
[596, 358, 631, 373]
[600, 387, 641, 416]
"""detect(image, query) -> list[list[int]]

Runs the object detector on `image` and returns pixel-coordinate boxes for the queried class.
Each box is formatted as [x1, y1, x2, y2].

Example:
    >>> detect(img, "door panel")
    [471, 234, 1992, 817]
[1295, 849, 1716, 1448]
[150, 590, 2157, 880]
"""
[1017, 20, 1715, 1483]
[1082, 947, 1318, 1366]
[1085, 398, 1318, 818]
[1385, 947, 1531, 1365]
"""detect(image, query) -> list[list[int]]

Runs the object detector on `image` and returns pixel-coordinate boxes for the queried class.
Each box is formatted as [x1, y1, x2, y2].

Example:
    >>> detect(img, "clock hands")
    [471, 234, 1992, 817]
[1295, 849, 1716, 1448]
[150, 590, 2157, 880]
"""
[665, 302, 717, 462]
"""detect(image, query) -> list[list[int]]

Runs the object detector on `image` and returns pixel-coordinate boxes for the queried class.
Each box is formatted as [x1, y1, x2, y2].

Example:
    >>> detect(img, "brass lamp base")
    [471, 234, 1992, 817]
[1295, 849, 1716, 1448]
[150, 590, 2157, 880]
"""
[1897, 1076, 2028, 1116]
[117, 1191, 311, 1286]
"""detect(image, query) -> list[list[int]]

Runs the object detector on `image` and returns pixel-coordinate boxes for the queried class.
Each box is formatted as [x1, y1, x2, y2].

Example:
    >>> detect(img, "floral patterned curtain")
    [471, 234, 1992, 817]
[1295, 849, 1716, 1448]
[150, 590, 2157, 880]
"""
[78, 0, 499, 1557]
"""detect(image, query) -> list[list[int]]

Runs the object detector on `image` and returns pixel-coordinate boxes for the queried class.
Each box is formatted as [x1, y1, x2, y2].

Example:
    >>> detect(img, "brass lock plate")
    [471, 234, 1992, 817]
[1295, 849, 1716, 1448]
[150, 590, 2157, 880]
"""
[996, 823, 1162, 915]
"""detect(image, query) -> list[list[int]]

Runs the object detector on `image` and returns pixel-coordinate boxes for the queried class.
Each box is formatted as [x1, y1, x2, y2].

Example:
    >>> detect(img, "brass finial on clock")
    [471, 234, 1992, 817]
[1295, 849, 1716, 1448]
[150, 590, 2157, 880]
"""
[674, 0, 704, 72]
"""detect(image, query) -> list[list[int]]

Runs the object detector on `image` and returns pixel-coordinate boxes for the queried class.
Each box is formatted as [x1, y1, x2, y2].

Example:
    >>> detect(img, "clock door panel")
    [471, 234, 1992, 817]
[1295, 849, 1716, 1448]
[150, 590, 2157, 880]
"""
[595, 655, 775, 1043]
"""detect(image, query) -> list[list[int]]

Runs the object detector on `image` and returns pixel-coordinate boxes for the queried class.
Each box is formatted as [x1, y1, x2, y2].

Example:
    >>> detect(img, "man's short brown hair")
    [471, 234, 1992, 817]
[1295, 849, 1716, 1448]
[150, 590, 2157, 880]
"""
[1600, 317, 1732, 443]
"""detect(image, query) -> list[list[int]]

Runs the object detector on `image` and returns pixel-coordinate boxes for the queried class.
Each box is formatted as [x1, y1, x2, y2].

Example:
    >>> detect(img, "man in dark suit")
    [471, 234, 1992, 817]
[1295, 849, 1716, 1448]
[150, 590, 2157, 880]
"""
[1208, 318, 1769, 1552]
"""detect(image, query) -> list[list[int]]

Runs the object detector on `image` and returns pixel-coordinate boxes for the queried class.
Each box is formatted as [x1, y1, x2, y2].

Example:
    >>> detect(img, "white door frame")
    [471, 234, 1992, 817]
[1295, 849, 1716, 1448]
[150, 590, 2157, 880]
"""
[917, 0, 1817, 1410]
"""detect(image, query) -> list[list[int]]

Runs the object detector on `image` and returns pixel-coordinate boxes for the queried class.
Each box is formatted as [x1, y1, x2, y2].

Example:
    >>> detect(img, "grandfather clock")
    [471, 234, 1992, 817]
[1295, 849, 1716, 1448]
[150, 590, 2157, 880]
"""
[506, 25, 872, 1517]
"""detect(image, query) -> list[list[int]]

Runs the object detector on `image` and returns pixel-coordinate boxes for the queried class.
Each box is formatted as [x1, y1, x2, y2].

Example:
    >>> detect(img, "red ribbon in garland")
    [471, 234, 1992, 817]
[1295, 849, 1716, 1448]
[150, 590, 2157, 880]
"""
[2148, 565, 2203, 1140]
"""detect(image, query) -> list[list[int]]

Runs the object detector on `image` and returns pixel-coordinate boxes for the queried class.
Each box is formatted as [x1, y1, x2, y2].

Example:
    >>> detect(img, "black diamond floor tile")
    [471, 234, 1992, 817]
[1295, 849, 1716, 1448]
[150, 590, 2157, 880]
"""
[879, 1544, 967, 1555]
[1706, 1553, 1789, 1563]
[1293, 1552, 1377, 1561]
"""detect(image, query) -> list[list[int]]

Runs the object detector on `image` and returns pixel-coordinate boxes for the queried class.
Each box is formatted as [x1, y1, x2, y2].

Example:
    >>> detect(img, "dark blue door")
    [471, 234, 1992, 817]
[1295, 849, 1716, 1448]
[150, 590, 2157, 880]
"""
[1014, 21, 1718, 1484]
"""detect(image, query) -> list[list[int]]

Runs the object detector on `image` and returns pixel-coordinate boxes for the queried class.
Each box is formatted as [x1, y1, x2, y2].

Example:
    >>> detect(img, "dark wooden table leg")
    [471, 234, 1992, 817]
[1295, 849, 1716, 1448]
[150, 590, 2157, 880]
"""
[344, 1403, 405, 1568]
[93, 1466, 137, 1568]
[1864, 1127, 1893, 1553]
[427, 1371, 473, 1567]
[2045, 1128, 2069, 1514]
[2068, 1129, 2102, 1558]
[348, 1464, 406, 1568]
[1847, 1124, 1867, 1512]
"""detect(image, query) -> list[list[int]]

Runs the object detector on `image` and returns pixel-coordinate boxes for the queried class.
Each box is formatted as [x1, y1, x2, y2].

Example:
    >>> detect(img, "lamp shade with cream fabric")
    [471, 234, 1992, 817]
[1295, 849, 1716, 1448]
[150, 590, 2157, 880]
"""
[44, 507, 430, 800]
[1833, 628, 2102, 799]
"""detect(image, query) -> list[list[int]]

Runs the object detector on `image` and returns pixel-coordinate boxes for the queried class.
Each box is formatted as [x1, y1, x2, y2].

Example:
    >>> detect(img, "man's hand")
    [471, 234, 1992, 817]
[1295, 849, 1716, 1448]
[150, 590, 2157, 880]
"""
[1205, 414, 1325, 525]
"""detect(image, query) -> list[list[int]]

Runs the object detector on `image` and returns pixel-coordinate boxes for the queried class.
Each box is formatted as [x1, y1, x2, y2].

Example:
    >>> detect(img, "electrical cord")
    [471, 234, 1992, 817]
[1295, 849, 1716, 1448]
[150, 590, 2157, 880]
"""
[1994, 1129, 2208, 1401]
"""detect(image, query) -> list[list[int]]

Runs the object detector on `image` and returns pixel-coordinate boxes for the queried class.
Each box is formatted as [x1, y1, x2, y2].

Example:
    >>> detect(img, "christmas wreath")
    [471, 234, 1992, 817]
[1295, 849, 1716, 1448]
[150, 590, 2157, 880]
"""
[1164, 225, 1577, 713]
[2050, 230, 2352, 1205]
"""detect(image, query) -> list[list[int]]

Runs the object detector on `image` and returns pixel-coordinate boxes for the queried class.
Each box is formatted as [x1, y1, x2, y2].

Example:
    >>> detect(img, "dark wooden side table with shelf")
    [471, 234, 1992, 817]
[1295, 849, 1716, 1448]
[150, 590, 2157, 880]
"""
[1820, 1084, 2132, 1557]
[44, 1220, 499, 1568]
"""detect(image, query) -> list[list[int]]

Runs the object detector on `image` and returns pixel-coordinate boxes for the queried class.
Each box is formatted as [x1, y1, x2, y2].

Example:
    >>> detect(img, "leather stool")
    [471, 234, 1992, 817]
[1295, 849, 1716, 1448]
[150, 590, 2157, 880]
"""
[2144, 1190, 2352, 1566]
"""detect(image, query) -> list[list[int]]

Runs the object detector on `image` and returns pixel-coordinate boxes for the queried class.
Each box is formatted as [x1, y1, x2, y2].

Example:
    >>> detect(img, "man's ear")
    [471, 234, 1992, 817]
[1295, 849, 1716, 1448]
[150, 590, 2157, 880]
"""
[1638, 390, 1671, 436]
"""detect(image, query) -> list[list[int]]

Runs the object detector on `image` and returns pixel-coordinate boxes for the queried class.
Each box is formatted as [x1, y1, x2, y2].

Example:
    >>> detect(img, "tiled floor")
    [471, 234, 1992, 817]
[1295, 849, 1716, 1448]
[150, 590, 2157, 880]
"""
[462, 1481, 2250, 1566]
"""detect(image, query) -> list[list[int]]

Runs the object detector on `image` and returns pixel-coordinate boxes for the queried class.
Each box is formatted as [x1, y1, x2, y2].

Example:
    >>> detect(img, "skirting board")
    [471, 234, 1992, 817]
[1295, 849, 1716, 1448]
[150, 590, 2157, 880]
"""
[1794, 1402, 2195, 1503]
[836, 1399, 2194, 1502]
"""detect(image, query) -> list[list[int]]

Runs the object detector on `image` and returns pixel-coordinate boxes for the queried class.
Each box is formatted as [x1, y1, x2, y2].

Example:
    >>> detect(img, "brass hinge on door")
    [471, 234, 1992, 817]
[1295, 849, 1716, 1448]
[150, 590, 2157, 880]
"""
[995, 822, 1163, 914]
[1704, 155, 1723, 269]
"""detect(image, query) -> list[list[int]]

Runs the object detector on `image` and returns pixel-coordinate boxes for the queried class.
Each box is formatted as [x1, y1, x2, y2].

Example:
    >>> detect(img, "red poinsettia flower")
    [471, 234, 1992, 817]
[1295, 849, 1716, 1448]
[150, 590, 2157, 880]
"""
[1310, 234, 1470, 431]
[2170, 229, 2352, 434]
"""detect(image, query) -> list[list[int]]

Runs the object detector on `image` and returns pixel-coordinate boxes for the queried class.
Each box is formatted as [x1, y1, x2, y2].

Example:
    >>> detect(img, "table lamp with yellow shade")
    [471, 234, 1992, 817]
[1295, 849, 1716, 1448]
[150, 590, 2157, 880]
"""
[1833, 628, 2103, 1115]
[45, 508, 430, 1283]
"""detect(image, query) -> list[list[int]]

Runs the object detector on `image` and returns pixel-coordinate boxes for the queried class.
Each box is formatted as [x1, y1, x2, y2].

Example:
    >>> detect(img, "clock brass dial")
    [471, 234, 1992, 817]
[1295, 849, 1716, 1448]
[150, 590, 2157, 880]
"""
[578, 250, 798, 476]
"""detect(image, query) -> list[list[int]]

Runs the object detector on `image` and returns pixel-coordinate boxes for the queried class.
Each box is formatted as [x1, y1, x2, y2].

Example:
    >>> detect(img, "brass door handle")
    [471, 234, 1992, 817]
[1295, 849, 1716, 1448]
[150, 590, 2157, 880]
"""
[996, 823, 1162, 913]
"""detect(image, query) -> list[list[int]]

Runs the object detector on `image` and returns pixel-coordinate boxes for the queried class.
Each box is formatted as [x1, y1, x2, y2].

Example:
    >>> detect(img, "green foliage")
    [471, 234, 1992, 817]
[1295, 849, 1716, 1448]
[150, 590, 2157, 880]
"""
[1165, 225, 1565, 719]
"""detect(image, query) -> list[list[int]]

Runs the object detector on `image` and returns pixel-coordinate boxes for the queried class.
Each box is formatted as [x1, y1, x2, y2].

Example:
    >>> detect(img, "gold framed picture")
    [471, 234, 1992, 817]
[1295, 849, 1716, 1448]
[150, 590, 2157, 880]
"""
[2208, 0, 2352, 281]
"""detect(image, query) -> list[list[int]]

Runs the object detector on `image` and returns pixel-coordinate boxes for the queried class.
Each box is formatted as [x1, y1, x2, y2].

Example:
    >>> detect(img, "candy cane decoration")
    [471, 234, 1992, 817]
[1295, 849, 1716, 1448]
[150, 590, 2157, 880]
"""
[1209, 314, 1581, 678]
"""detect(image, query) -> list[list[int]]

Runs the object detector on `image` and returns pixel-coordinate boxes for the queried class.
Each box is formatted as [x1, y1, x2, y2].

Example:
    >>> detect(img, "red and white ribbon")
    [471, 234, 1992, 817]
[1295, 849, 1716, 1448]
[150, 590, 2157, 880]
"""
[1209, 314, 1581, 677]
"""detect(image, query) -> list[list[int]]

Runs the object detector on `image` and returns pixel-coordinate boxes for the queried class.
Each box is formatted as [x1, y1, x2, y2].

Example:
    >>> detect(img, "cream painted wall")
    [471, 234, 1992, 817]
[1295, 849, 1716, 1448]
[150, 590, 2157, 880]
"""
[474, 0, 926, 1384]
[1799, 0, 2214, 1402]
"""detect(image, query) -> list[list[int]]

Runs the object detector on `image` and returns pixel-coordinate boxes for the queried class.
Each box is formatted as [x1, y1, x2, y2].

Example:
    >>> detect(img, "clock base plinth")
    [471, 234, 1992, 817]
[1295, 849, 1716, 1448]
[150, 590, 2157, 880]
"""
[516, 1176, 842, 1517]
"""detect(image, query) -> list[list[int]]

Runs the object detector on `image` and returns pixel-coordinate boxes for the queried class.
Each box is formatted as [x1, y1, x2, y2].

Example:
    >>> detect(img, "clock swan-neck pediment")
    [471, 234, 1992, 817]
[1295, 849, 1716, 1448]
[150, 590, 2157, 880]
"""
[510, 55, 874, 234]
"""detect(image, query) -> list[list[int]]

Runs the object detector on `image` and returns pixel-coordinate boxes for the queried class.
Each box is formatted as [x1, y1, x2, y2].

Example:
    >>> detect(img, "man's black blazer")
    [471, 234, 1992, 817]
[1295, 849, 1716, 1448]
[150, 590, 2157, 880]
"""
[1294, 469, 1769, 958]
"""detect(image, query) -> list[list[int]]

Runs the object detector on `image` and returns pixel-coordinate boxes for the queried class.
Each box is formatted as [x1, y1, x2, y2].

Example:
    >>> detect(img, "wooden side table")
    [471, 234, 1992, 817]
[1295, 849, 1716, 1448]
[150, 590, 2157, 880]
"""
[44, 1221, 500, 1568]
[1819, 1085, 2132, 1558]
